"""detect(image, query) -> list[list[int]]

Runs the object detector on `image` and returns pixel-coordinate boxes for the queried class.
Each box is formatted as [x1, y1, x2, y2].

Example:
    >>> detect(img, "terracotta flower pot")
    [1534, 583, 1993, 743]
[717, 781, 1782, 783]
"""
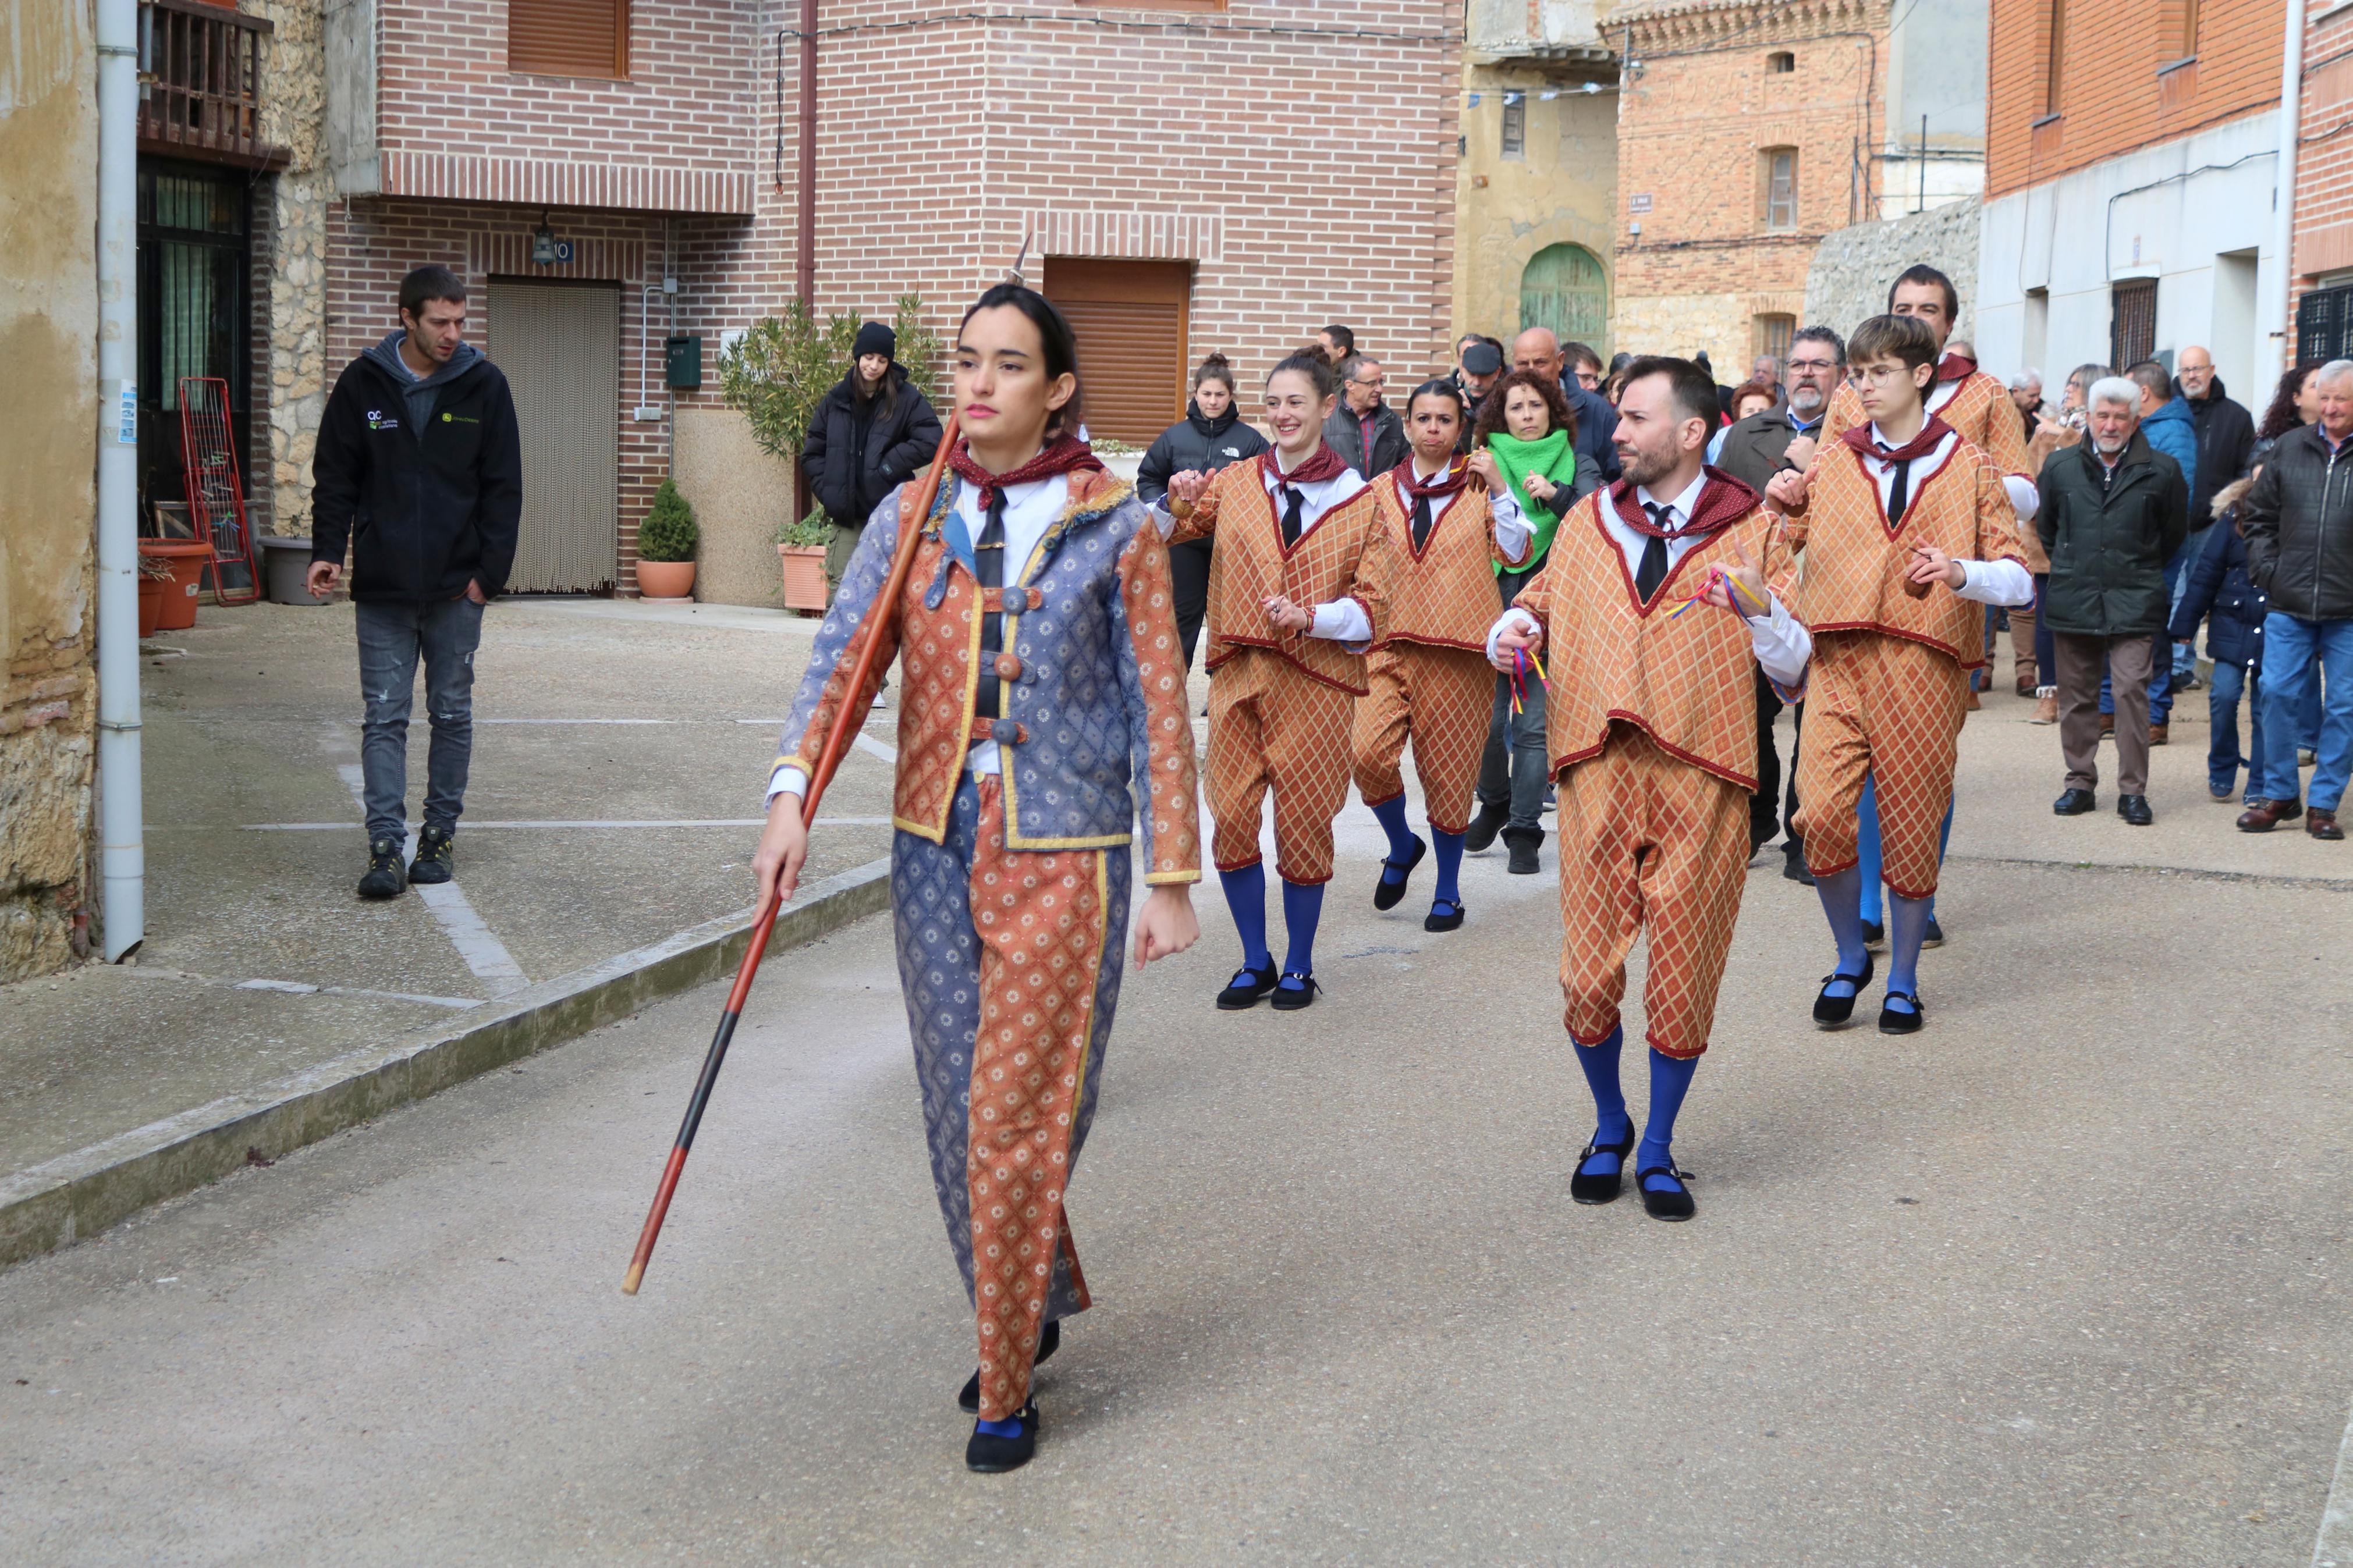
[138, 574, 166, 637]
[636, 559, 696, 600]
[139, 540, 212, 631]
[779, 544, 829, 611]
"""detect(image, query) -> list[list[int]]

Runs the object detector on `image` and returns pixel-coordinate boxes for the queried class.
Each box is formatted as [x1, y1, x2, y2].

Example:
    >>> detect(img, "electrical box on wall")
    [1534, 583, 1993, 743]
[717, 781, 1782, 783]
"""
[664, 335, 702, 390]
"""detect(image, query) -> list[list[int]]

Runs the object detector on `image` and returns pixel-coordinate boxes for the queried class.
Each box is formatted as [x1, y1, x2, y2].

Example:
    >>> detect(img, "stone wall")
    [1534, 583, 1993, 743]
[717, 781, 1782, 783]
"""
[253, 0, 332, 538]
[1802, 198, 1983, 343]
[0, 1, 99, 978]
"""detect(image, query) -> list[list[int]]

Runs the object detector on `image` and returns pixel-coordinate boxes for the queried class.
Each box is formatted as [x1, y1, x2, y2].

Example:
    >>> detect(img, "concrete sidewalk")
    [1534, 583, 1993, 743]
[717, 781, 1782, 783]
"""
[0, 597, 899, 1262]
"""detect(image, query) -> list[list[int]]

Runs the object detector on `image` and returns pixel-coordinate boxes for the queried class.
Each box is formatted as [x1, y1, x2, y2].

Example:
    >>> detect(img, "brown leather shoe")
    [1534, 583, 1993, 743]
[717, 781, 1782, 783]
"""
[2310, 809, 2345, 841]
[2030, 692, 2059, 726]
[2100, 713, 2115, 737]
[1964, 687, 1982, 710]
[2149, 723, 2169, 746]
[2237, 798, 2305, 833]
[2015, 671, 2036, 697]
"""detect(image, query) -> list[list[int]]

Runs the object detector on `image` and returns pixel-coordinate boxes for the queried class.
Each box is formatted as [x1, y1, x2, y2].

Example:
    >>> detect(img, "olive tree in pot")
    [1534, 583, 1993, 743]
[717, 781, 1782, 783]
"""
[636, 479, 699, 599]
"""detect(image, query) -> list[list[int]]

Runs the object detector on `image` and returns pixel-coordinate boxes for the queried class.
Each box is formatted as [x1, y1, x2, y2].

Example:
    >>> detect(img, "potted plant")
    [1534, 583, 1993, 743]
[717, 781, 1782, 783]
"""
[636, 478, 698, 599]
[775, 506, 832, 612]
[137, 552, 175, 637]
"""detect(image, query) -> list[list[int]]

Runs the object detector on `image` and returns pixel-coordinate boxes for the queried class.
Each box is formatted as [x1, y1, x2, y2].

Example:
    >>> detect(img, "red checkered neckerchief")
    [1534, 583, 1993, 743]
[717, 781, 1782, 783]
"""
[1936, 352, 1977, 384]
[1841, 413, 1955, 465]
[1607, 465, 1759, 541]
[947, 433, 1105, 511]
[1391, 454, 1473, 503]
[1261, 444, 1348, 489]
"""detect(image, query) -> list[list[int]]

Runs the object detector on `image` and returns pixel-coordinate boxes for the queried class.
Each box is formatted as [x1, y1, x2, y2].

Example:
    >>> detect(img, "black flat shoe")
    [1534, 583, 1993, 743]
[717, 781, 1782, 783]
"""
[965, 1399, 1039, 1473]
[1782, 843, 1815, 885]
[1921, 916, 1944, 949]
[1372, 835, 1425, 911]
[1464, 798, 1510, 853]
[1216, 962, 1280, 1010]
[2053, 787, 2096, 816]
[2117, 794, 2153, 826]
[1812, 951, 1875, 1026]
[1636, 1162, 1696, 1222]
[1422, 897, 1465, 933]
[1269, 972, 1319, 1011]
[959, 1320, 1059, 1414]
[1878, 989, 1924, 1034]
[1861, 919, 1885, 950]
[1570, 1126, 1637, 1205]
[1502, 826, 1543, 875]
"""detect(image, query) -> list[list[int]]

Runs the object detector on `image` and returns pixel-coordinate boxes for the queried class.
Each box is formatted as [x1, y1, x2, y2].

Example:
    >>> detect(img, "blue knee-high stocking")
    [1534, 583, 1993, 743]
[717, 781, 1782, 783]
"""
[1219, 863, 1270, 973]
[1370, 795, 1417, 882]
[1857, 776, 1884, 926]
[1638, 1048, 1700, 1190]
[1814, 865, 1869, 997]
[1884, 891, 1932, 1011]
[1279, 877, 1323, 984]
[1430, 827, 1465, 912]
[1573, 1025, 1631, 1175]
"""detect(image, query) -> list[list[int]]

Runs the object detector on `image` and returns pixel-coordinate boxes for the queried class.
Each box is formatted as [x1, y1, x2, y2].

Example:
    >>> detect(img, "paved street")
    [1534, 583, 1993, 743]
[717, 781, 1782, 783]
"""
[2, 682, 2350, 1565]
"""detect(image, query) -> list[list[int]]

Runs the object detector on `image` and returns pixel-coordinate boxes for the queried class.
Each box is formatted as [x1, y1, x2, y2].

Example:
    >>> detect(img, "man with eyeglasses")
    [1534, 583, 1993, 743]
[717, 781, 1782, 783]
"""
[1713, 326, 1845, 876]
[1324, 353, 1408, 479]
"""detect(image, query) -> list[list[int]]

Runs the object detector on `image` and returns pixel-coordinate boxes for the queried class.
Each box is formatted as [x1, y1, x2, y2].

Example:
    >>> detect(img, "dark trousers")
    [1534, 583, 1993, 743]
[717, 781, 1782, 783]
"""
[356, 596, 484, 847]
[2057, 632, 2155, 796]
[1171, 538, 1212, 669]
[1475, 564, 1548, 834]
[1752, 667, 1786, 844]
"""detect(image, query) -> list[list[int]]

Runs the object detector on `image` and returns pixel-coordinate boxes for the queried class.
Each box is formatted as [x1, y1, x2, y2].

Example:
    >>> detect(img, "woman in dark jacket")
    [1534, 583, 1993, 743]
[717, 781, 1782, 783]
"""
[800, 322, 945, 590]
[1136, 353, 1270, 666]
[2170, 476, 2276, 802]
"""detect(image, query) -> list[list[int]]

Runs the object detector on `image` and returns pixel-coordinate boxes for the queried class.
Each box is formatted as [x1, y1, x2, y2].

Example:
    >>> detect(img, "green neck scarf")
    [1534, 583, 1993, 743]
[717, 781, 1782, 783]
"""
[1484, 427, 1576, 575]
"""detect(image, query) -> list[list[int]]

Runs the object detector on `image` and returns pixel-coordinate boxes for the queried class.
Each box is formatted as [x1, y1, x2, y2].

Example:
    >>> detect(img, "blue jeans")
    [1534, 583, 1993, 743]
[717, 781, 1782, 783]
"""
[2167, 528, 2210, 678]
[2206, 663, 2276, 800]
[356, 596, 485, 846]
[2258, 614, 2353, 812]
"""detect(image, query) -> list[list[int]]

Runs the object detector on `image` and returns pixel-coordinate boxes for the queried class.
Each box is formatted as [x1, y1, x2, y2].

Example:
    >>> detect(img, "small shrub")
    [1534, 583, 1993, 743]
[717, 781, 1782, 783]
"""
[638, 478, 698, 563]
[775, 505, 832, 547]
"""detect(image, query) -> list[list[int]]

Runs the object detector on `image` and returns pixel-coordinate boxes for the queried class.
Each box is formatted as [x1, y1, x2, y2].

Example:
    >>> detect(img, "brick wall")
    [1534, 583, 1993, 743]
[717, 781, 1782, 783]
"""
[1614, 0, 1888, 369]
[1986, 0, 2284, 200]
[2296, 4, 2353, 288]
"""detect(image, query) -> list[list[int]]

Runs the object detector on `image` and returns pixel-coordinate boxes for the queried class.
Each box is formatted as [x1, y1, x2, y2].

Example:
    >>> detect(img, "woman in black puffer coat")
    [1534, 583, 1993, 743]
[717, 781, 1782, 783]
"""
[800, 322, 945, 590]
[1137, 353, 1270, 667]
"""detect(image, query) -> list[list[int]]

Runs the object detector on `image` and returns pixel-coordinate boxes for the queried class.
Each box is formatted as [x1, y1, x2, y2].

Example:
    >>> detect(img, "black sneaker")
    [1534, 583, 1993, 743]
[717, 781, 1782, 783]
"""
[357, 838, 407, 900]
[1781, 841, 1815, 886]
[408, 825, 456, 885]
[1464, 798, 1511, 853]
[1502, 826, 1543, 876]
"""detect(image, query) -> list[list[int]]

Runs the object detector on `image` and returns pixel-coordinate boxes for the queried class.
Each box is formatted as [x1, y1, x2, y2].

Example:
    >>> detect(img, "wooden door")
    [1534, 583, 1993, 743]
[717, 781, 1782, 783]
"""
[1041, 258, 1191, 447]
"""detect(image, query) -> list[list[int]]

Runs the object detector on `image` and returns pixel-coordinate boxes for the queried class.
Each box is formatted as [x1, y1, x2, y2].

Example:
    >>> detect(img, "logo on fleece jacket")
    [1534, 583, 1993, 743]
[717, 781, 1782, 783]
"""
[365, 409, 400, 431]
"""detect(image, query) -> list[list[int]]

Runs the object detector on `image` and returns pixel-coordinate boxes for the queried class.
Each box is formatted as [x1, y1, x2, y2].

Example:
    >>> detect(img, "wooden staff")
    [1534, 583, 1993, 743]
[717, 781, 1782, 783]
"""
[622, 414, 959, 1295]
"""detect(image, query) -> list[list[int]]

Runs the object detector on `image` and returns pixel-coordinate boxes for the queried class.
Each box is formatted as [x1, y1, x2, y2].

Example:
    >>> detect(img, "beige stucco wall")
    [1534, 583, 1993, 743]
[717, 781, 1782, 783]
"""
[1454, 66, 1619, 353]
[0, 0, 99, 978]
[672, 406, 796, 609]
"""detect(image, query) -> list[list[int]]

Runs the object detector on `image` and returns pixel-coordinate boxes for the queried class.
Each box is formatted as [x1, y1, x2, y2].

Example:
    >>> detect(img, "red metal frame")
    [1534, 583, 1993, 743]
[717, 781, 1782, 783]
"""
[177, 375, 259, 604]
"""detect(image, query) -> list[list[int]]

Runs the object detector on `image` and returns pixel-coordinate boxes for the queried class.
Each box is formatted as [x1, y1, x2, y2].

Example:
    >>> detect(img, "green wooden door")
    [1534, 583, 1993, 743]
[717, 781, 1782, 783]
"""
[1520, 244, 1607, 345]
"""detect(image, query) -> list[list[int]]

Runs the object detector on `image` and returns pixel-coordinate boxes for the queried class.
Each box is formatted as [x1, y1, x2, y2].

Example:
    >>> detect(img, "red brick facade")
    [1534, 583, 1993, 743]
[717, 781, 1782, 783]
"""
[2296, 5, 2353, 287]
[333, 0, 1459, 595]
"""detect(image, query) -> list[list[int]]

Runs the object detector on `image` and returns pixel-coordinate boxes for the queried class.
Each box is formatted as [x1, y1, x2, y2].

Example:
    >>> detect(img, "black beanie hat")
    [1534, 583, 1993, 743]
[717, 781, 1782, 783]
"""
[853, 321, 896, 362]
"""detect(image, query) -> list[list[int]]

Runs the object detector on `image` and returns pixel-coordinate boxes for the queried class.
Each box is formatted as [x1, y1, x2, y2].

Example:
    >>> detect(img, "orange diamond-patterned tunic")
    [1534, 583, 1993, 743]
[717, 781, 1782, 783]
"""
[1173, 457, 1389, 883]
[1510, 477, 1798, 1059]
[1788, 433, 2025, 896]
[1350, 461, 1516, 834]
[773, 465, 1199, 1421]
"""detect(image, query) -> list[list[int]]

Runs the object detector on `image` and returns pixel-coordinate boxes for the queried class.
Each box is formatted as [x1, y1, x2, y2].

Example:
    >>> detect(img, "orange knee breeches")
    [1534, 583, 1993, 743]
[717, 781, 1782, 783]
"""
[1793, 631, 1969, 897]
[1349, 643, 1494, 834]
[1206, 648, 1357, 884]
[1555, 725, 1754, 1059]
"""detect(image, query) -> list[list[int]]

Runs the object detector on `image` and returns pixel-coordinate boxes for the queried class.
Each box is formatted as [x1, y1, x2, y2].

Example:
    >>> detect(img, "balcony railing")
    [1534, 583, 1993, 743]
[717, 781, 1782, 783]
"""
[138, 0, 288, 170]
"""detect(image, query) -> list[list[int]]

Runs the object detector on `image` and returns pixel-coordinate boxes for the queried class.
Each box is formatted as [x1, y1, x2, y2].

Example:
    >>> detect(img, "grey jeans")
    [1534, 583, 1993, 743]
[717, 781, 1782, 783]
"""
[356, 596, 484, 846]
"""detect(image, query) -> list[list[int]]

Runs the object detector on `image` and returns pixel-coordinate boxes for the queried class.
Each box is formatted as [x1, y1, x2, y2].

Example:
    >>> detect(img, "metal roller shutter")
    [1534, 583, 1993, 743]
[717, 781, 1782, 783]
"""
[1041, 258, 1191, 447]
[488, 278, 620, 594]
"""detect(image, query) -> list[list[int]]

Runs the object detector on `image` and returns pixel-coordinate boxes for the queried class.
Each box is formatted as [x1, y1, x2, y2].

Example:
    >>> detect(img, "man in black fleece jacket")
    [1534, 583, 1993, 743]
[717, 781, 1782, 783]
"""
[310, 264, 523, 899]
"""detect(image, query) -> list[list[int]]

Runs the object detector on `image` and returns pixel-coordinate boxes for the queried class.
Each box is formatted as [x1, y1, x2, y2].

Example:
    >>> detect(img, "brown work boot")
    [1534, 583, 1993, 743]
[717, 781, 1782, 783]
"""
[2030, 688, 2059, 726]
[2310, 809, 2345, 841]
[2149, 723, 2170, 746]
[2237, 798, 2304, 833]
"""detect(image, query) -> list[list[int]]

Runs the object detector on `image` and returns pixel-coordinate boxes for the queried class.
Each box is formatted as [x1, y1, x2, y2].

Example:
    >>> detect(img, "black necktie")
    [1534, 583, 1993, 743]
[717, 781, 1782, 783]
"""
[1636, 503, 1673, 603]
[1880, 449, 1914, 524]
[974, 492, 1006, 719]
[1280, 485, 1306, 547]
[1411, 492, 1435, 552]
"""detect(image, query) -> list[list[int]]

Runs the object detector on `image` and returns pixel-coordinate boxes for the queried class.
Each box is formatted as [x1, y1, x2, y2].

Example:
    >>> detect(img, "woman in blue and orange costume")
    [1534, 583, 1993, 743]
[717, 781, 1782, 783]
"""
[1349, 377, 1535, 931]
[751, 284, 1202, 1475]
[1157, 347, 1392, 1012]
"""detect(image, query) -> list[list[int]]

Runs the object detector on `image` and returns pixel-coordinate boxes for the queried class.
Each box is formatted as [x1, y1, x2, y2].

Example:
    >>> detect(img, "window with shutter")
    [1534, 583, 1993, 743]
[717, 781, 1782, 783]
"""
[510, 0, 629, 79]
[1039, 258, 1192, 448]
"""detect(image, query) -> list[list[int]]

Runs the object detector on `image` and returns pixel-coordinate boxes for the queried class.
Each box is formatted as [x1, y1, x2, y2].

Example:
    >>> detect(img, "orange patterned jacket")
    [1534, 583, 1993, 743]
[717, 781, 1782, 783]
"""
[1365, 459, 1515, 655]
[1170, 456, 1390, 695]
[1791, 432, 2026, 670]
[1511, 475, 1797, 791]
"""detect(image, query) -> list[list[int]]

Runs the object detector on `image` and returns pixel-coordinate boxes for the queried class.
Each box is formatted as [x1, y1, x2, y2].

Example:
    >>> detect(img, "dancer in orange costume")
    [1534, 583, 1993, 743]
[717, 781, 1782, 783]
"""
[753, 286, 1200, 1474]
[1490, 357, 1811, 1222]
[1768, 313, 2032, 1036]
[1351, 378, 1534, 931]
[1159, 348, 1389, 1012]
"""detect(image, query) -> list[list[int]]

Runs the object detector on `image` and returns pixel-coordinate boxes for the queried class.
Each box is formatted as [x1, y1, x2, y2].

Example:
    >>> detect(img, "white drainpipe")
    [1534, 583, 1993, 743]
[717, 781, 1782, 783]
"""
[2269, 0, 2306, 389]
[95, 0, 144, 960]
